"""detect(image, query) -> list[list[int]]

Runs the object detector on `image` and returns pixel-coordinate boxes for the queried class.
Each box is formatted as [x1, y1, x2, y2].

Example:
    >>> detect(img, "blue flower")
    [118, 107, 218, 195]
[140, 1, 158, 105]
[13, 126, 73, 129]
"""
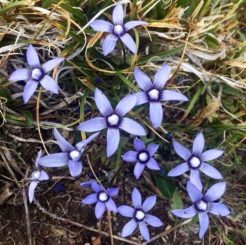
[9, 45, 64, 103]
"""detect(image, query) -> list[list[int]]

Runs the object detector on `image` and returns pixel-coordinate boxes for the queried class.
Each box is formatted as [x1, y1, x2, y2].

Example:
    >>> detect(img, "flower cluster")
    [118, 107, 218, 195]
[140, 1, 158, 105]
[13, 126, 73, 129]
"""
[14, 2, 230, 242]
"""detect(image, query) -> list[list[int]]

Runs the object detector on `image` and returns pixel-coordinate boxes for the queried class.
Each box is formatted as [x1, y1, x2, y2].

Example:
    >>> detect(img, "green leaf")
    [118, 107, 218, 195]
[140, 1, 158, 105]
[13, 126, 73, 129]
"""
[171, 190, 183, 209]
[153, 174, 175, 198]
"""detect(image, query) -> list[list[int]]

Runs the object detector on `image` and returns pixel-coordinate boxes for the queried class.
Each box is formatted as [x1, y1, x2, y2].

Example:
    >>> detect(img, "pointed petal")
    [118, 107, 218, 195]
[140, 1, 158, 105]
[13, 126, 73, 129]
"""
[112, 4, 124, 25]
[107, 188, 119, 197]
[40, 75, 59, 94]
[94, 88, 113, 116]
[26, 45, 40, 67]
[147, 143, 159, 156]
[204, 182, 226, 202]
[134, 162, 145, 179]
[38, 153, 68, 167]
[167, 162, 189, 177]
[201, 149, 224, 161]
[190, 169, 202, 191]
[107, 128, 120, 157]
[171, 205, 197, 218]
[172, 140, 191, 160]
[121, 219, 137, 237]
[23, 80, 38, 103]
[161, 90, 188, 101]
[53, 128, 74, 152]
[134, 137, 145, 151]
[82, 193, 98, 204]
[192, 132, 205, 154]
[134, 67, 152, 91]
[198, 212, 209, 239]
[139, 222, 150, 241]
[115, 95, 136, 117]
[68, 160, 83, 177]
[132, 187, 142, 208]
[209, 203, 230, 216]
[78, 117, 107, 132]
[120, 118, 146, 136]
[102, 34, 118, 56]
[120, 33, 137, 54]
[187, 181, 203, 203]
[95, 201, 106, 219]
[145, 214, 163, 227]
[118, 205, 135, 217]
[146, 158, 160, 170]
[200, 163, 223, 179]
[38, 170, 49, 181]
[42, 57, 64, 73]
[9, 69, 30, 82]
[28, 181, 38, 203]
[105, 198, 118, 212]
[149, 102, 163, 128]
[35, 150, 42, 167]
[75, 132, 100, 151]
[142, 195, 156, 212]
[90, 20, 113, 32]
[91, 182, 103, 193]
[135, 91, 149, 105]
[153, 64, 170, 89]
[124, 21, 147, 31]
[122, 150, 137, 162]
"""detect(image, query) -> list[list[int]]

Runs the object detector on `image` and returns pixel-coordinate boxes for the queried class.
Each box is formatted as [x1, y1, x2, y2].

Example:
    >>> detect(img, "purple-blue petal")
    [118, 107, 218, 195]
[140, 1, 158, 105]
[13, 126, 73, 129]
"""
[138, 221, 150, 241]
[124, 21, 147, 31]
[90, 20, 114, 33]
[204, 182, 226, 202]
[107, 187, 119, 197]
[42, 57, 64, 73]
[9, 69, 30, 82]
[119, 118, 146, 136]
[94, 88, 113, 116]
[40, 75, 59, 94]
[112, 4, 124, 25]
[192, 132, 205, 154]
[134, 68, 152, 92]
[120, 33, 137, 54]
[115, 95, 137, 117]
[146, 158, 160, 170]
[145, 214, 163, 227]
[198, 212, 209, 239]
[149, 102, 163, 128]
[134, 137, 145, 151]
[167, 162, 189, 177]
[147, 143, 159, 156]
[91, 182, 103, 193]
[78, 117, 107, 132]
[122, 150, 137, 162]
[134, 91, 149, 105]
[134, 162, 145, 179]
[161, 90, 188, 102]
[200, 163, 223, 179]
[201, 149, 224, 161]
[118, 205, 135, 217]
[38, 153, 69, 167]
[142, 195, 156, 212]
[75, 132, 100, 151]
[105, 198, 118, 213]
[107, 128, 120, 157]
[209, 203, 230, 216]
[38, 170, 49, 181]
[186, 181, 203, 203]
[171, 205, 197, 218]
[102, 34, 118, 56]
[172, 140, 191, 160]
[121, 218, 137, 237]
[53, 128, 74, 152]
[82, 193, 98, 204]
[153, 64, 170, 89]
[68, 160, 82, 177]
[132, 187, 142, 208]
[190, 169, 202, 191]
[95, 201, 106, 219]
[23, 80, 38, 103]
[26, 45, 40, 67]
[28, 181, 38, 203]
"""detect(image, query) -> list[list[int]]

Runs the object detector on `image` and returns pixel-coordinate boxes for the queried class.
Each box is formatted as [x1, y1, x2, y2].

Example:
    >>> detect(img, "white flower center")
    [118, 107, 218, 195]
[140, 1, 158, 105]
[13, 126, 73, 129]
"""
[148, 89, 159, 100]
[135, 210, 145, 220]
[69, 150, 81, 161]
[189, 156, 201, 168]
[196, 200, 208, 211]
[31, 68, 43, 81]
[107, 114, 120, 126]
[98, 192, 108, 202]
[138, 152, 148, 162]
[114, 24, 124, 36]
[32, 171, 41, 179]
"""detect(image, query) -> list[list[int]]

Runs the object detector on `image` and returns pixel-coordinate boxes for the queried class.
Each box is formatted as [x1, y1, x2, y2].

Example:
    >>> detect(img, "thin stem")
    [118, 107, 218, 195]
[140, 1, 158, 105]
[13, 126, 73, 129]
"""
[120, 39, 126, 65]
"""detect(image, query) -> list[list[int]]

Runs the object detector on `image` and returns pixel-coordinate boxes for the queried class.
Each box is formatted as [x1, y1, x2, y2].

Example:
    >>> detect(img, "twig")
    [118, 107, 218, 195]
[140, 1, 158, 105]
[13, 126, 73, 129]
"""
[107, 210, 114, 245]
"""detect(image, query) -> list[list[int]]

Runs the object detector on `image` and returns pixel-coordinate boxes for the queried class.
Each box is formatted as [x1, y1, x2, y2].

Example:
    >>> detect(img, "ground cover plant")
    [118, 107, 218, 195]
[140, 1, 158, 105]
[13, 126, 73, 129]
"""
[0, 0, 245, 244]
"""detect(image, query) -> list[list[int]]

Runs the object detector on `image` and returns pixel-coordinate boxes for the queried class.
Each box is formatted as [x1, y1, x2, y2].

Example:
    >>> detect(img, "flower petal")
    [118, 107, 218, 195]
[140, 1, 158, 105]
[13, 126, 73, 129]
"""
[120, 118, 146, 136]
[75, 132, 100, 151]
[90, 20, 113, 32]
[198, 212, 209, 239]
[9, 69, 30, 82]
[121, 219, 137, 237]
[91, 182, 103, 192]
[122, 150, 137, 162]
[112, 4, 124, 25]
[105, 198, 118, 213]
[124, 21, 147, 31]
[38, 153, 69, 167]
[78, 117, 107, 132]
[142, 195, 156, 212]
[28, 181, 38, 203]
[118, 205, 135, 217]
[107, 188, 119, 197]
[192, 132, 205, 154]
[40, 75, 59, 94]
[201, 149, 224, 161]
[120, 33, 137, 54]
[153, 64, 170, 89]
[146, 158, 160, 170]
[132, 187, 142, 208]
[23, 80, 38, 103]
[187, 181, 203, 203]
[38, 170, 49, 181]
[161, 90, 188, 102]
[147, 143, 159, 156]
[94, 88, 113, 116]
[209, 203, 230, 216]
[149, 102, 163, 128]
[134, 67, 152, 91]
[68, 160, 83, 177]
[204, 182, 226, 202]
[42, 57, 64, 73]
[82, 193, 98, 204]
[115, 94, 137, 117]
[139, 221, 150, 241]
[171, 205, 197, 218]
[172, 140, 191, 160]
[134, 137, 145, 151]
[167, 162, 189, 177]
[200, 163, 223, 179]
[134, 162, 145, 179]
[102, 34, 118, 56]
[145, 214, 163, 227]
[107, 128, 120, 157]
[135, 91, 149, 105]
[190, 169, 202, 191]
[95, 201, 106, 219]
[26, 45, 40, 67]
[53, 128, 74, 152]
